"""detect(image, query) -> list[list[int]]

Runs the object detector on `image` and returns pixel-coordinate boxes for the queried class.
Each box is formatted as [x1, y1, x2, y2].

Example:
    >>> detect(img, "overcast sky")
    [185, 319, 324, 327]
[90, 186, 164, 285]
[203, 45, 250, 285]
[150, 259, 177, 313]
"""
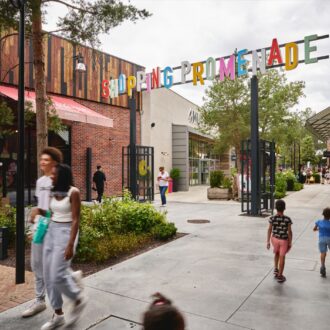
[45, 0, 330, 113]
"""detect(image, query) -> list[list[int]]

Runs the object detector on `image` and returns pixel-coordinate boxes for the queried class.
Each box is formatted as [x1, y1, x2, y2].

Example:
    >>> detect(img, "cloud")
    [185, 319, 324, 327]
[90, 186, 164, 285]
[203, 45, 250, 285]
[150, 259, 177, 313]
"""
[44, 0, 330, 112]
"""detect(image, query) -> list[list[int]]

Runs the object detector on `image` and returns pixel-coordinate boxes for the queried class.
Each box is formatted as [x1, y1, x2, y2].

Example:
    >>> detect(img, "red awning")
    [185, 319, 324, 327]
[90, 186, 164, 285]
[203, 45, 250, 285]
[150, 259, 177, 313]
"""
[0, 85, 113, 128]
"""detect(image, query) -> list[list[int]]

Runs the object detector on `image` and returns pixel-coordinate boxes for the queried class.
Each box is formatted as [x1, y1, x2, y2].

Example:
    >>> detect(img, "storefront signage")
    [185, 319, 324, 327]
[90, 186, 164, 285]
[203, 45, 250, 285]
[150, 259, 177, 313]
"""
[101, 34, 326, 100]
[188, 109, 199, 125]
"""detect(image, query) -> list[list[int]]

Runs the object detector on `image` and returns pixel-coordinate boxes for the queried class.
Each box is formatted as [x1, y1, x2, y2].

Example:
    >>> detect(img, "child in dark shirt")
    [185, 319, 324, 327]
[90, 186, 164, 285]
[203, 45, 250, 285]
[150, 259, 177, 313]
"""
[267, 199, 293, 283]
[143, 293, 185, 330]
[313, 207, 330, 277]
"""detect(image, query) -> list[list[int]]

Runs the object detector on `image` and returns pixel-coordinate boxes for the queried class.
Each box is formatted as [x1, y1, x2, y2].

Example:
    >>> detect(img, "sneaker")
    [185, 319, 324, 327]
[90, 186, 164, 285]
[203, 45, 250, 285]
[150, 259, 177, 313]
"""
[22, 300, 46, 318]
[277, 275, 286, 283]
[40, 313, 65, 330]
[72, 270, 84, 290]
[66, 295, 87, 327]
[320, 266, 326, 277]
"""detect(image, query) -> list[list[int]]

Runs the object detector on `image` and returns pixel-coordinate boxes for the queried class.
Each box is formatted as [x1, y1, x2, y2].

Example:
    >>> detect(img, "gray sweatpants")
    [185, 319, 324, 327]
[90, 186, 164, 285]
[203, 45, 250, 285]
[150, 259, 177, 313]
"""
[43, 221, 80, 310]
[31, 242, 46, 302]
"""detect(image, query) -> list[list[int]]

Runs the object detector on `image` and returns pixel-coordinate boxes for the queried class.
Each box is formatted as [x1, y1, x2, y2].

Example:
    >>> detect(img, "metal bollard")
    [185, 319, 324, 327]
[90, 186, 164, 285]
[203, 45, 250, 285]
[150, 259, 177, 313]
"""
[0, 227, 9, 260]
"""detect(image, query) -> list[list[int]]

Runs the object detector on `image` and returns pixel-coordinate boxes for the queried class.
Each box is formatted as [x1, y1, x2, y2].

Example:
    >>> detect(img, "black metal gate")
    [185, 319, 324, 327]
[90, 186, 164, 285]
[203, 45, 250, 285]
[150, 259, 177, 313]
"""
[241, 139, 275, 215]
[122, 145, 154, 202]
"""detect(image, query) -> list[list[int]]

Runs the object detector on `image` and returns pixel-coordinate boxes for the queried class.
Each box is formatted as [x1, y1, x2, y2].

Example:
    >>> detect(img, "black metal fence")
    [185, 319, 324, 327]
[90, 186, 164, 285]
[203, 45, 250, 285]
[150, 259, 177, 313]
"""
[241, 139, 275, 215]
[122, 145, 154, 202]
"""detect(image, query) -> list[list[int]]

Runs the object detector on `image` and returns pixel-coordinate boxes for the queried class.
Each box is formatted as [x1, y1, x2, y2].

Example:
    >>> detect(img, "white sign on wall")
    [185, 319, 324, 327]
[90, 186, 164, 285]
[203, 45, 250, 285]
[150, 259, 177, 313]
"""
[188, 108, 199, 125]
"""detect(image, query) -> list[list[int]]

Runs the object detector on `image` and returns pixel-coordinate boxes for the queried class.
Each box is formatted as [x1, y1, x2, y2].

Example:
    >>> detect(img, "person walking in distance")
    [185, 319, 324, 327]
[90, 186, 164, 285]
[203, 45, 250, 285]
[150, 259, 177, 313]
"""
[157, 166, 169, 207]
[93, 165, 106, 203]
[313, 207, 330, 277]
[22, 148, 63, 318]
[267, 199, 293, 283]
[41, 164, 85, 329]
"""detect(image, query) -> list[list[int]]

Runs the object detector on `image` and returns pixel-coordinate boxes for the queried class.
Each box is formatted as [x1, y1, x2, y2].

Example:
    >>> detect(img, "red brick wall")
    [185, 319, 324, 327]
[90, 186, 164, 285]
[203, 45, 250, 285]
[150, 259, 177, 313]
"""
[71, 100, 141, 200]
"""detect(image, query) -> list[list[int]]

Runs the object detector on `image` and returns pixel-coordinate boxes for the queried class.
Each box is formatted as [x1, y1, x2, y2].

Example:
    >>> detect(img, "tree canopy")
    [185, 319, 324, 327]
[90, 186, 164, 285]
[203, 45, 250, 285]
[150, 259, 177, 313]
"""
[1, 0, 151, 47]
[0, 0, 151, 173]
[198, 69, 307, 168]
[301, 135, 317, 165]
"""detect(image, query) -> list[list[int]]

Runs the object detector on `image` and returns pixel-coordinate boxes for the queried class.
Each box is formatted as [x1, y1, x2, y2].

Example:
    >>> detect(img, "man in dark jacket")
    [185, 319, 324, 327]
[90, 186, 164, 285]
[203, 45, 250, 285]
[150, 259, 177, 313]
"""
[93, 165, 106, 203]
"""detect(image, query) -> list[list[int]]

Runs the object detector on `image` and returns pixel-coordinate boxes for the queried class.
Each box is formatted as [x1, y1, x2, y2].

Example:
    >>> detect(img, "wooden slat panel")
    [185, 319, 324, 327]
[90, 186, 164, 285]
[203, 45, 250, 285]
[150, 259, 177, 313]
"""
[0, 31, 143, 108]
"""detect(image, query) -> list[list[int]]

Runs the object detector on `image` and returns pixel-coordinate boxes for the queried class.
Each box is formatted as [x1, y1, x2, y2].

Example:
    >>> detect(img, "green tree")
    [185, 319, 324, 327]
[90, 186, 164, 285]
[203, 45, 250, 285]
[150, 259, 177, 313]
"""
[198, 76, 250, 166]
[274, 108, 315, 168]
[0, 101, 14, 139]
[258, 70, 305, 141]
[198, 69, 305, 169]
[0, 99, 61, 137]
[301, 135, 316, 164]
[0, 0, 151, 172]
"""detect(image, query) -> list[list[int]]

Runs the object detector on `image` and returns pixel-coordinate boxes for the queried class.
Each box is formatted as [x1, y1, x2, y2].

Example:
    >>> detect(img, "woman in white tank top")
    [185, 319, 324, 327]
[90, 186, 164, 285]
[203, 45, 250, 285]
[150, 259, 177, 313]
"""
[41, 164, 86, 330]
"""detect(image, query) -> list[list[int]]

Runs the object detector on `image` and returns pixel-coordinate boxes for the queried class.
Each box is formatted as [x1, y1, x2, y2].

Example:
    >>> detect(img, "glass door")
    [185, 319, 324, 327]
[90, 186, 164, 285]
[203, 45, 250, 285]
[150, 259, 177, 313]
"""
[200, 159, 210, 185]
[189, 158, 199, 185]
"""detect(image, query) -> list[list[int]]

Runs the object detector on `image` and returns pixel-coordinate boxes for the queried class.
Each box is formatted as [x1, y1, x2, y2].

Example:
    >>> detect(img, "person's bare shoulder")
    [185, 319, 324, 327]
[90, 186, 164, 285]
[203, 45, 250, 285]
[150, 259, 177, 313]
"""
[70, 187, 80, 198]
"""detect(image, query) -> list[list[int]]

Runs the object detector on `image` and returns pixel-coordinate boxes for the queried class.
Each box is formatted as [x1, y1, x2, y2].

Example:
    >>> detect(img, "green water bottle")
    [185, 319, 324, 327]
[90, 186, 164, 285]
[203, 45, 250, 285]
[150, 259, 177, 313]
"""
[32, 210, 51, 244]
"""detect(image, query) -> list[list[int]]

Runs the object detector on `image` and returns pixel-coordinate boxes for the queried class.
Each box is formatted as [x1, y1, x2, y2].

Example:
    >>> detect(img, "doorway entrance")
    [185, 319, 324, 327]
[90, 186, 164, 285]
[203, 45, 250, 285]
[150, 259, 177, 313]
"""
[189, 158, 220, 186]
[200, 159, 209, 185]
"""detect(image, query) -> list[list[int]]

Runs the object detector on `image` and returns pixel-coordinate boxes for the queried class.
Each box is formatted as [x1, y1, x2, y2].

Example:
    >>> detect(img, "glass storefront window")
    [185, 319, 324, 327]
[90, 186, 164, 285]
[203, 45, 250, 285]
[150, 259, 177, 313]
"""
[0, 125, 71, 204]
[188, 135, 220, 186]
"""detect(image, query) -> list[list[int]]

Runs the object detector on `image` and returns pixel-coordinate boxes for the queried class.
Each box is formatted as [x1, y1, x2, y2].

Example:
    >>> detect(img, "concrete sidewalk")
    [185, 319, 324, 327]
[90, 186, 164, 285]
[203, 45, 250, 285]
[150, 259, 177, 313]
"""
[164, 185, 239, 204]
[1, 184, 329, 329]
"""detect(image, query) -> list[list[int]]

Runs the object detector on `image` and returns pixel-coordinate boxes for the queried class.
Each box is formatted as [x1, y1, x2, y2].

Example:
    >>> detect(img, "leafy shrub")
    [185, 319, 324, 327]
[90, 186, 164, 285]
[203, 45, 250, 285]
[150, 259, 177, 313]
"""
[210, 171, 224, 188]
[119, 202, 167, 233]
[286, 178, 295, 191]
[76, 194, 177, 262]
[275, 172, 287, 198]
[312, 173, 320, 183]
[283, 170, 297, 191]
[82, 233, 152, 263]
[293, 182, 304, 191]
[283, 170, 296, 181]
[275, 191, 286, 199]
[230, 167, 238, 176]
[222, 177, 232, 189]
[0, 205, 16, 245]
[151, 222, 177, 240]
[170, 168, 180, 179]
[74, 224, 104, 262]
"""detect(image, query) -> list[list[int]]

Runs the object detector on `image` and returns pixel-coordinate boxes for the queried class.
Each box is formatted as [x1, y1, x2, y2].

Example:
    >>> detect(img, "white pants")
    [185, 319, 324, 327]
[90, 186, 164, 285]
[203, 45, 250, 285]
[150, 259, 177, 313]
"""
[43, 221, 80, 310]
[31, 242, 45, 301]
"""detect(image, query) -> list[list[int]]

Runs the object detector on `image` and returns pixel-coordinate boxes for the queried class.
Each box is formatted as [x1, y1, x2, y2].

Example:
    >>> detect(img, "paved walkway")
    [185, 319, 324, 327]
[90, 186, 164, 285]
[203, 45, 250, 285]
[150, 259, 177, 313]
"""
[0, 266, 35, 313]
[165, 185, 239, 204]
[0, 184, 329, 329]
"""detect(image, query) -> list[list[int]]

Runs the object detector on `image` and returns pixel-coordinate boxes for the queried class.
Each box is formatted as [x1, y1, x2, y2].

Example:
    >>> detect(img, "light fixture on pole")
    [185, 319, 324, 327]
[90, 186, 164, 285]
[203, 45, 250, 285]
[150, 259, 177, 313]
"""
[74, 53, 86, 72]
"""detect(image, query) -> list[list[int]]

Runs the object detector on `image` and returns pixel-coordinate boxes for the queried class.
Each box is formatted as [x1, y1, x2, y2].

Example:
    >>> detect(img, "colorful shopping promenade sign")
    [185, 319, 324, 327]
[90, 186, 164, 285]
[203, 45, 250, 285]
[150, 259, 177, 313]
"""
[101, 34, 329, 99]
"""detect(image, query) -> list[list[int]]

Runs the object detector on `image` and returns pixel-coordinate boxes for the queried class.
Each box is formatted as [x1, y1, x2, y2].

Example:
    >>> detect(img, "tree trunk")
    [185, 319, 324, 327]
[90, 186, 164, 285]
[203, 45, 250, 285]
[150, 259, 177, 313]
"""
[235, 145, 242, 173]
[31, 0, 47, 176]
[233, 146, 241, 201]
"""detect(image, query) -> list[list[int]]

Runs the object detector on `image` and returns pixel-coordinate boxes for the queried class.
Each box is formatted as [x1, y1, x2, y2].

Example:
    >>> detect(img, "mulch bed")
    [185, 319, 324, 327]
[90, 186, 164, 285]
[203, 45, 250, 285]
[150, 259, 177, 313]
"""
[0, 233, 187, 277]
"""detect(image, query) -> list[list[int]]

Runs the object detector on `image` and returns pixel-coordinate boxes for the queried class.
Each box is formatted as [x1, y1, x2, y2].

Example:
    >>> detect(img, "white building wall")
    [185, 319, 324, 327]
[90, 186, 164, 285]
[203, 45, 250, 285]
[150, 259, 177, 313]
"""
[141, 88, 199, 176]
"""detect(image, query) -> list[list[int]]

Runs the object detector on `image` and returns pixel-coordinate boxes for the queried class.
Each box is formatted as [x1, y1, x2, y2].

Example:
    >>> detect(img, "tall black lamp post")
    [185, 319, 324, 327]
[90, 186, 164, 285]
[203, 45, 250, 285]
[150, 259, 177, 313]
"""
[250, 75, 260, 216]
[11, 0, 26, 284]
[128, 92, 137, 199]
